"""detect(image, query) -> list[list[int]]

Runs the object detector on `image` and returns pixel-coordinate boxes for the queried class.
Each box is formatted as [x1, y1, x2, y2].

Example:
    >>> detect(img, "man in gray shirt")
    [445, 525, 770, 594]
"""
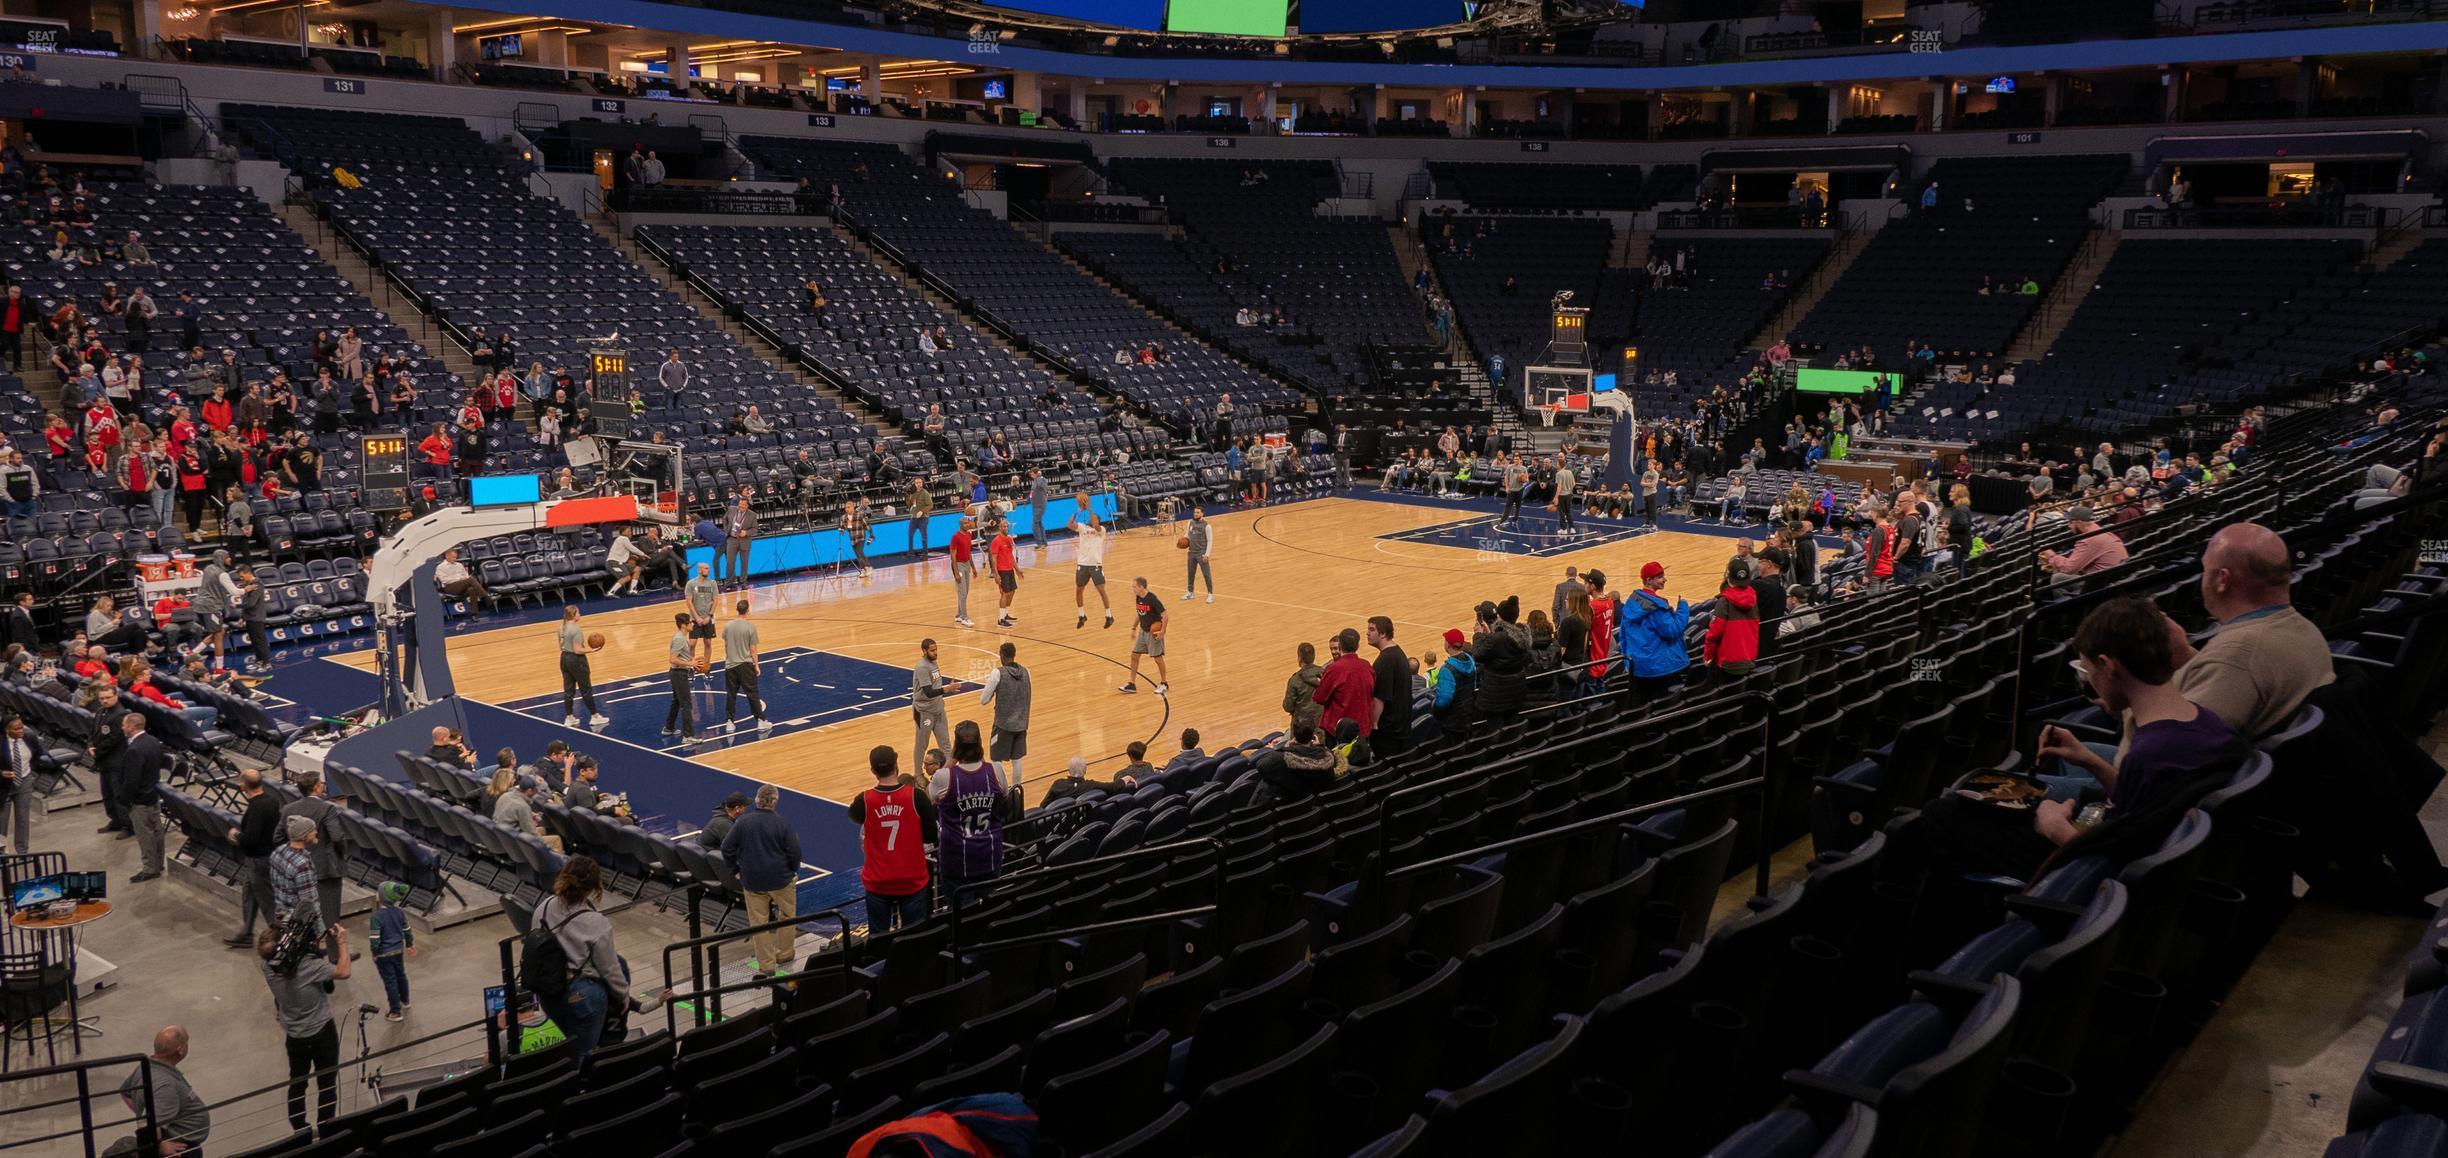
[120, 1025, 209, 1155]
[683, 563, 720, 670]
[260, 924, 350, 1133]
[976, 640, 1031, 778]
[1027, 468, 1050, 544]
[721, 598, 769, 732]
[910, 637, 952, 775]
[664, 611, 697, 739]
[492, 774, 559, 851]
[1182, 506, 1214, 603]
[1553, 461, 1579, 535]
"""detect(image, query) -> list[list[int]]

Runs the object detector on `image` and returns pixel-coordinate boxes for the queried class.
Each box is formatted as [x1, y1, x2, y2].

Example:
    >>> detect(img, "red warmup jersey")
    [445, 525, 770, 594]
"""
[989, 534, 1016, 573]
[948, 529, 973, 564]
[859, 784, 930, 895]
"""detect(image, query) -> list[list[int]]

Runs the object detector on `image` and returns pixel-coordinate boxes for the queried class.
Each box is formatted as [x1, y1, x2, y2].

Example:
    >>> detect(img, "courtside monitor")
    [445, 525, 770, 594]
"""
[61, 871, 104, 900]
[8, 874, 61, 910]
[469, 473, 543, 508]
[1795, 368, 1891, 396]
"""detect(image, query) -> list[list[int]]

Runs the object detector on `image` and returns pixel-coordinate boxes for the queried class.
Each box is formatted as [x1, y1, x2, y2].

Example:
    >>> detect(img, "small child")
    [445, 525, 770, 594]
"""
[370, 881, 416, 1021]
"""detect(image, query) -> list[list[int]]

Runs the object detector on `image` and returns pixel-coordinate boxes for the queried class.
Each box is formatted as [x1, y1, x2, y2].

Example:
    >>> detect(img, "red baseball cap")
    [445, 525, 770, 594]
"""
[1641, 561, 1666, 582]
[1442, 628, 1467, 648]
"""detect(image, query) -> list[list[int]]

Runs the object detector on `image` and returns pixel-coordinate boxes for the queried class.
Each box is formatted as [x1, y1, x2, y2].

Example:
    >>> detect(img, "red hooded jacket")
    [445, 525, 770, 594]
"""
[1704, 584, 1760, 669]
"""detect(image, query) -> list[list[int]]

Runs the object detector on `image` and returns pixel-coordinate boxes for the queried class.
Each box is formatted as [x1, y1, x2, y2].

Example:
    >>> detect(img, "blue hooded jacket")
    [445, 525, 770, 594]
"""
[1617, 588, 1692, 678]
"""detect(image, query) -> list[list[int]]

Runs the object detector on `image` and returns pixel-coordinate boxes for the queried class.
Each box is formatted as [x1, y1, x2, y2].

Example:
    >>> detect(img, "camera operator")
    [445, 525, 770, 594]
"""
[259, 918, 350, 1134]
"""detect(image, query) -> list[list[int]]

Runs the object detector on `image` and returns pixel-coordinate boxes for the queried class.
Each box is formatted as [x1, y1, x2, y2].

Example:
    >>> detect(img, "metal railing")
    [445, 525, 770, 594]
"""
[0, 1053, 158, 1158]
[647, 902, 853, 1031]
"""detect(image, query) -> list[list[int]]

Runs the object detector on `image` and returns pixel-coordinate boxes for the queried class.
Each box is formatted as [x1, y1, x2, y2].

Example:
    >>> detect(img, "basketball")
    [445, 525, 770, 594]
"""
[588, 631, 606, 649]
[1176, 536, 1191, 549]
[695, 659, 710, 675]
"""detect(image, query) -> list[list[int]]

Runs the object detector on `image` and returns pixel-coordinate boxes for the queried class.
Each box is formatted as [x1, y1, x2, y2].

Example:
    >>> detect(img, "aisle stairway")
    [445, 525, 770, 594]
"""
[1747, 225, 1873, 349]
[2002, 226, 2122, 363]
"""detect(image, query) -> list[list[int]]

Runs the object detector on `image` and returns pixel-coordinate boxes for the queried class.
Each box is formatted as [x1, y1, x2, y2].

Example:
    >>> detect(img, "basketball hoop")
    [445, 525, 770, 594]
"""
[1533, 404, 1560, 428]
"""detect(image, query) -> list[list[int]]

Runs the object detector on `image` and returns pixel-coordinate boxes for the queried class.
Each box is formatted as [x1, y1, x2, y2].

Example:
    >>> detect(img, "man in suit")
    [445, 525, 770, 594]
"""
[0, 714, 54, 854]
[279, 768, 345, 945]
[720, 493, 756, 588]
[2, 591, 36, 655]
[1551, 566, 1585, 629]
[116, 713, 170, 881]
[90, 685, 129, 836]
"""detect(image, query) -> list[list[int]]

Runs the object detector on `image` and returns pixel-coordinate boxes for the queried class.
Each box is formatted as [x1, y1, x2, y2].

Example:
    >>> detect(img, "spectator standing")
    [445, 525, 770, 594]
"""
[1704, 560, 1762, 683]
[114, 712, 169, 881]
[1946, 485, 1977, 578]
[530, 857, 628, 1064]
[977, 641, 1032, 779]
[369, 881, 416, 1020]
[223, 772, 283, 943]
[722, 784, 803, 977]
[1312, 628, 1374, 743]
[271, 815, 322, 935]
[0, 716, 41, 855]
[1619, 561, 1692, 694]
[848, 746, 935, 935]
[656, 349, 688, 400]
[932, 721, 1010, 902]
[1282, 642, 1323, 732]
[278, 769, 343, 939]
[1551, 566, 1584, 629]
[1367, 616, 1413, 757]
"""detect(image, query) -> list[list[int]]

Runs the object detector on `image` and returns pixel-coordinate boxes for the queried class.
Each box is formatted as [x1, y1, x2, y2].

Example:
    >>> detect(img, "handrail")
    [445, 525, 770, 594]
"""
[648, 903, 852, 1027]
[0, 1053, 158, 1158]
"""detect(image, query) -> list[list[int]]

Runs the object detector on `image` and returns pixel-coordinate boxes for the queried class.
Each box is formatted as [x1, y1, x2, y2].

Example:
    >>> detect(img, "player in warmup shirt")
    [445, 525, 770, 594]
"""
[989, 521, 1021, 628]
[683, 563, 720, 672]
[847, 745, 935, 934]
[662, 612, 697, 738]
[947, 516, 976, 628]
[1118, 578, 1168, 696]
[721, 598, 769, 732]
[1071, 507, 1114, 629]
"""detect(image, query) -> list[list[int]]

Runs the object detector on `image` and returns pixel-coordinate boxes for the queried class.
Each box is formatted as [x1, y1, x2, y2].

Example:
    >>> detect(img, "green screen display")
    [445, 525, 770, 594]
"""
[1795, 368, 1895, 396]
[1167, 0, 1290, 35]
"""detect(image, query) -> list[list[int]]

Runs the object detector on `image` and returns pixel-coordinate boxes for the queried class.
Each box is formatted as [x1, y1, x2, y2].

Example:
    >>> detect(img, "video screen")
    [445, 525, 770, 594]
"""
[1168, 0, 1289, 36]
[981, 79, 1009, 100]
[8, 874, 61, 910]
[1298, 0, 1465, 33]
[1794, 368, 1892, 396]
[61, 871, 104, 900]
[469, 473, 543, 508]
[988, 0, 1165, 30]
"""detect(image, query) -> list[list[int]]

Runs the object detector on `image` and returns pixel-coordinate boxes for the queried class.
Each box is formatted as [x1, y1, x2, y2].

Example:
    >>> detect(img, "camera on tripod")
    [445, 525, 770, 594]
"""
[266, 906, 324, 975]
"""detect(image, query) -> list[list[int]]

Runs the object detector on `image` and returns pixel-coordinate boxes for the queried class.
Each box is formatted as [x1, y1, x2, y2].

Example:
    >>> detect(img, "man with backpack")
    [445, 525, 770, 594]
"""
[1891, 496, 1926, 585]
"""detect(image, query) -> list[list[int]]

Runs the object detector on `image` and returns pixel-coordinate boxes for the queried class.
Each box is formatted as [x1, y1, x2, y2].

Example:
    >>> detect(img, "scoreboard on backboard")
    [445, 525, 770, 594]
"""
[361, 432, 410, 511]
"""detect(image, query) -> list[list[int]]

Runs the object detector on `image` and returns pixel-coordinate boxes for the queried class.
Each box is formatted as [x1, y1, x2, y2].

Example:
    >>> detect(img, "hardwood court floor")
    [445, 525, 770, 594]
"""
[342, 497, 1772, 803]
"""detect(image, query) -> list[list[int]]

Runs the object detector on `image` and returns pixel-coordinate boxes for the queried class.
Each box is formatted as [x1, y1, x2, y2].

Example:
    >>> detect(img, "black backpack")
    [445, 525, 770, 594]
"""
[518, 906, 579, 1000]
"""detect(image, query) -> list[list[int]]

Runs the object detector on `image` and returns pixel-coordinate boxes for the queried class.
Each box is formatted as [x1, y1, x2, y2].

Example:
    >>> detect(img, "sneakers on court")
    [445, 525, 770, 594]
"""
[1205, 595, 1215, 604]
[588, 714, 611, 727]
[956, 617, 974, 627]
[1154, 683, 1169, 695]
[1076, 613, 1086, 628]
[1181, 592, 1194, 602]
[998, 616, 1015, 627]
[1104, 613, 1115, 628]
[660, 727, 678, 736]
[1118, 682, 1138, 694]
[564, 715, 580, 727]
[757, 718, 774, 732]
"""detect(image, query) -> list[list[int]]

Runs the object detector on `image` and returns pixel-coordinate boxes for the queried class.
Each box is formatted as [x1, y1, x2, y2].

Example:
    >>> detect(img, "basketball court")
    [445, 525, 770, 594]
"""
[321, 493, 1777, 803]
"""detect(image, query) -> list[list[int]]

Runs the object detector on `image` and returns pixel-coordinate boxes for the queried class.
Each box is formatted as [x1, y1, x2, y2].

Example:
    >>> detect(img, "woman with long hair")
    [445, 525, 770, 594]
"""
[933, 720, 1010, 906]
[558, 605, 607, 727]
[531, 856, 626, 1063]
